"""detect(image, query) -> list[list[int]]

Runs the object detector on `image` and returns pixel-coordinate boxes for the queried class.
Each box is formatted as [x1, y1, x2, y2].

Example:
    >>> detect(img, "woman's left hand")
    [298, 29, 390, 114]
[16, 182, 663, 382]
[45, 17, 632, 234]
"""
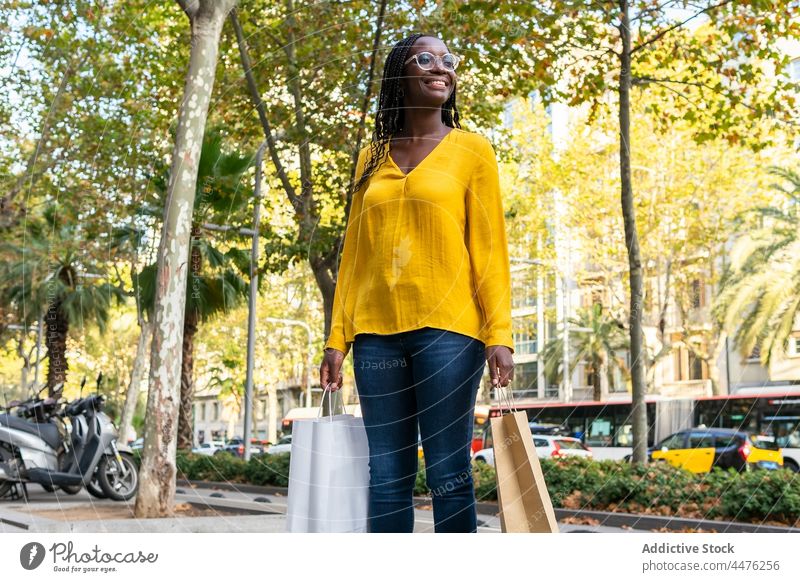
[485, 345, 514, 387]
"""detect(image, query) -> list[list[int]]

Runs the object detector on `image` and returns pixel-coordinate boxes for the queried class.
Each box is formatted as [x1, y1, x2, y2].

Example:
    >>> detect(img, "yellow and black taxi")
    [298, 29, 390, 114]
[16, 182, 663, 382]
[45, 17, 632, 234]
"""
[648, 427, 784, 473]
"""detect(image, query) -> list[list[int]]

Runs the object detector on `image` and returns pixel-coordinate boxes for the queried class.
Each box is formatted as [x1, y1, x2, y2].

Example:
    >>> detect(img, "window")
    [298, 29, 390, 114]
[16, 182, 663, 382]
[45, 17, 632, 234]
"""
[555, 439, 586, 450]
[533, 438, 549, 447]
[512, 318, 538, 356]
[586, 416, 613, 446]
[688, 351, 706, 381]
[658, 433, 686, 450]
[213, 402, 220, 421]
[715, 434, 743, 449]
[787, 336, 800, 357]
[749, 435, 780, 451]
[511, 271, 537, 309]
[512, 361, 539, 396]
[614, 423, 633, 446]
[688, 432, 714, 448]
[690, 279, 705, 308]
[761, 413, 800, 448]
[200, 402, 206, 421]
[674, 346, 708, 381]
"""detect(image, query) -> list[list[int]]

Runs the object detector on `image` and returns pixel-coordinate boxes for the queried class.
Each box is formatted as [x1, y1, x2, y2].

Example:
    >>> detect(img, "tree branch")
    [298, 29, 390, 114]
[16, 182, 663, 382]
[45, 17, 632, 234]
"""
[229, 8, 302, 214]
[332, 0, 387, 281]
[176, 0, 199, 18]
[630, 0, 736, 55]
[1, 59, 76, 215]
[343, 0, 386, 219]
[630, 0, 681, 24]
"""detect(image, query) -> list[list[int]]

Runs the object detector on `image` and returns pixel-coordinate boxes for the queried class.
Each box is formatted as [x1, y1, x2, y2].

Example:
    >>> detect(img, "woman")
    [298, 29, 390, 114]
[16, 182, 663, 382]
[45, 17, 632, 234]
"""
[319, 32, 515, 533]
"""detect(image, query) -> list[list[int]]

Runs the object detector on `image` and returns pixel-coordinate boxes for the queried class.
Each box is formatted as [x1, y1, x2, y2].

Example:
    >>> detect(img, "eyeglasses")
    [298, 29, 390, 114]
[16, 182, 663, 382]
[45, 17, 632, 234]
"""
[404, 51, 461, 72]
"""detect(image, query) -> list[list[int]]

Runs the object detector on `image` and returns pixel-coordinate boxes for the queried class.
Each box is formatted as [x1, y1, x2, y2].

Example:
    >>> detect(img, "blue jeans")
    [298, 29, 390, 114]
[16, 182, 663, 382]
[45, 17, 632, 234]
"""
[353, 326, 486, 533]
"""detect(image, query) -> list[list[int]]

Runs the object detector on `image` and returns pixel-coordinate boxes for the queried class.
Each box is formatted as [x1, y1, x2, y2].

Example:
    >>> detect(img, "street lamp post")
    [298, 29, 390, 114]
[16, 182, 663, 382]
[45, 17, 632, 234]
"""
[243, 142, 266, 462]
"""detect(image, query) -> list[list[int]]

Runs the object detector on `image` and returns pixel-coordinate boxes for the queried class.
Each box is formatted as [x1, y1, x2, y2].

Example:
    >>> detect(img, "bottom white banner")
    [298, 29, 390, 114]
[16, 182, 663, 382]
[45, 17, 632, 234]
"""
[2, 532, 797, 581]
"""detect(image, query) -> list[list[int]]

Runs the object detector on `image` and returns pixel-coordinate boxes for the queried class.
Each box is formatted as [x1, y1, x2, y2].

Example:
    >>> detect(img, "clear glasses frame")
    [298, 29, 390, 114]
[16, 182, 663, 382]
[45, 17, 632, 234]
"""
[403, 51, 461, 71]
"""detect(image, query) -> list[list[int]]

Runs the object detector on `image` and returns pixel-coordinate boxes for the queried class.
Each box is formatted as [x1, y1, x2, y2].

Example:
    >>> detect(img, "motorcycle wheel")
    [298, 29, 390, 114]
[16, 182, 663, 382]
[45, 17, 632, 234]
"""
[96, 453, 138, 501]
[0, 445, 15, 498]
[60, 484, 83, 495]
[86, 474, 107, 499]
[41, 482, 82, 494]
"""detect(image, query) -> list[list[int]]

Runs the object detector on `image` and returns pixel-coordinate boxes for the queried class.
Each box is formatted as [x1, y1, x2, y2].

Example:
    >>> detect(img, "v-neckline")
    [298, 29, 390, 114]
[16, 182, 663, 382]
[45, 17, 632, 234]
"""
[388, 128, 455, 178]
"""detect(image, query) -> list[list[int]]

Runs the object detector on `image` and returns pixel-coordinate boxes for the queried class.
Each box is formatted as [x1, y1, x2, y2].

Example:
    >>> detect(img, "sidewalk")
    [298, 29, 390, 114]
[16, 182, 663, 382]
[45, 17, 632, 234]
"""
[1, 482, 624, 533]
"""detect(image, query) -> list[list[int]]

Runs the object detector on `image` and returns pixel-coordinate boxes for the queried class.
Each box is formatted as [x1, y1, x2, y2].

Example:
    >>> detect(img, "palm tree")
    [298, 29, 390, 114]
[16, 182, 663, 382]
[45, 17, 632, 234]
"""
[714, 166, 800, 367]
[541, 303, 630, 401]
[0, 206, 126, 397]
[137, 129, 253, 450]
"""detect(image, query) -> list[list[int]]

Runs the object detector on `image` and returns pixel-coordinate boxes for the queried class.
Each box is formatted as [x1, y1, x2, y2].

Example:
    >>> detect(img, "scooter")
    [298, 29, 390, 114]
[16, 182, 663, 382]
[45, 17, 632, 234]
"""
[0, 374, 138, 502]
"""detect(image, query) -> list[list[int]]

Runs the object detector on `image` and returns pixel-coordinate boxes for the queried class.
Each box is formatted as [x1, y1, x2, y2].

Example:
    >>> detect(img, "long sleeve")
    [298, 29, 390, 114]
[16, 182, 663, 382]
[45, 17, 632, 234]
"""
[323, 146, 368, 356]
[465, 137, 515, 353]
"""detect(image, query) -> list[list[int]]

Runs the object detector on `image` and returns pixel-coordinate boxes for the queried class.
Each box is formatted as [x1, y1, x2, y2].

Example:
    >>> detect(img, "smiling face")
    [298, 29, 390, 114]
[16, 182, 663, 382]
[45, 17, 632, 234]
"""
[401, 36, 456, 107]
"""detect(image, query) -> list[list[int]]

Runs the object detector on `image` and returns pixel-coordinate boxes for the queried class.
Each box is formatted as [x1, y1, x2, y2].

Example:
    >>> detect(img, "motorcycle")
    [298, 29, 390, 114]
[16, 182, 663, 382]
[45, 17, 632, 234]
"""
[0, 374, 138, 502]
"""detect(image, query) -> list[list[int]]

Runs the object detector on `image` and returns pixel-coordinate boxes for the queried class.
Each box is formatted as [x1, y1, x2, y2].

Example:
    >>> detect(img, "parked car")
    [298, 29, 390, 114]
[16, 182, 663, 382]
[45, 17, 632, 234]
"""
[266, 434, 292, 454]
[191, 441, 225, 456]
[472, 435, 592, 466]
[642, 427, 784, 473]
[215, 442, 265, 458]
[473, 421, 573, 457]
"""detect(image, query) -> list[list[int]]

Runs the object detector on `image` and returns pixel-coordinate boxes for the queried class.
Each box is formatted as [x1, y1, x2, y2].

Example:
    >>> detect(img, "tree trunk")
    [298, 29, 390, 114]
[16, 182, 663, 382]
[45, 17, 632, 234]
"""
[178, 228, 202, 451]
[599, 358, 610, 401]
[592, 359, 602, 401]
[119, 321, 152, 446]
[45, 300, 69, 398]
[268, 382, 278, 444]
[706, 330, 728, 395]
[619, 2, 649, 464]
[16, 337, 33, 396]
[178, 307, 198, 450]
[134, 0, 237, 520]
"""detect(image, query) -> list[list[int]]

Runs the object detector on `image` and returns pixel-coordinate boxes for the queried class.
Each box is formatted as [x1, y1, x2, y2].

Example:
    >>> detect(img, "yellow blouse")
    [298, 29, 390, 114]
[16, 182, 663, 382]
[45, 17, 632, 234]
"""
[323, 127, 514, 356]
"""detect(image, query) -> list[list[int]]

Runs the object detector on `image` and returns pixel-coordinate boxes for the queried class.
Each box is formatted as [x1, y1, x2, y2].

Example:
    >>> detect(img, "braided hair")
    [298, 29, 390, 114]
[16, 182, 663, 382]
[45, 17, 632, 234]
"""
[349, 32, 462, 197]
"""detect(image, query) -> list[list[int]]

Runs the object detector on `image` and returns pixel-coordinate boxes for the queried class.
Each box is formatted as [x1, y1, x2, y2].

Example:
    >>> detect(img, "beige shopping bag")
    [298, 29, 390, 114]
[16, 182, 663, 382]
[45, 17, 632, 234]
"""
[491, 401, 559, 533]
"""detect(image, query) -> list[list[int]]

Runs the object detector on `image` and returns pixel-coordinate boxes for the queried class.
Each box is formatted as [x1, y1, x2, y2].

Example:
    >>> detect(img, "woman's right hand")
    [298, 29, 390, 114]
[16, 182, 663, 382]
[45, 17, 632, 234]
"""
[319, 347, 345, 392]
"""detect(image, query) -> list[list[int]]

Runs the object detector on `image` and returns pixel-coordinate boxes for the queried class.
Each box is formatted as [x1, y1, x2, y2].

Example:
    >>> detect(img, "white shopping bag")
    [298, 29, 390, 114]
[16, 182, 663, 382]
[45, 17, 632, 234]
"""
[285, 387, 370, 532]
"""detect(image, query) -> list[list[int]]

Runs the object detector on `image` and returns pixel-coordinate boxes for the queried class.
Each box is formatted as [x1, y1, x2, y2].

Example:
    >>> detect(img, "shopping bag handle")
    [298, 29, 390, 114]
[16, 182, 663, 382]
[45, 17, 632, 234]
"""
[317, 383, 347, 420]
[495, 381, 518, 414]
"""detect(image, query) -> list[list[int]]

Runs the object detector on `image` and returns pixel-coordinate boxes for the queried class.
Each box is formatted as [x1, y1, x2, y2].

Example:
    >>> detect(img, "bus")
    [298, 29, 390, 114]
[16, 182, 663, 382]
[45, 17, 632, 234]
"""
[483, 387, 800, 472]
[484, 397, 661, 461]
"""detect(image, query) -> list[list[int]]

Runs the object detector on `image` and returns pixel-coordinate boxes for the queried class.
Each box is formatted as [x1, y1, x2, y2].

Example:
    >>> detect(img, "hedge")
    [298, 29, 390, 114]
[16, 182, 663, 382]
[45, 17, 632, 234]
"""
[135, 451, 799, 526]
